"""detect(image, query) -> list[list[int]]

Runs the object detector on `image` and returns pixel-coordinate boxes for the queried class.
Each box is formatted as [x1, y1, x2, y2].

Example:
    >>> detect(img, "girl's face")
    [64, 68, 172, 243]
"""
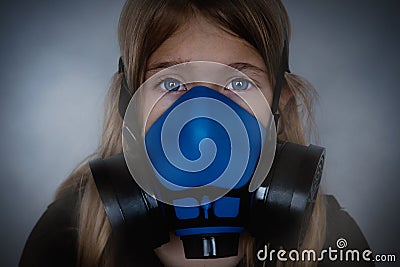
[144, 14, 273, 133]
[146, 14, 273, 267]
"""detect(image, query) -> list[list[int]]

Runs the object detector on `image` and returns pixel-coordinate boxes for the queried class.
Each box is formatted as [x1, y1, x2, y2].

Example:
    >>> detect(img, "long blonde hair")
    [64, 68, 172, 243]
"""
[56, 0, 326, 266]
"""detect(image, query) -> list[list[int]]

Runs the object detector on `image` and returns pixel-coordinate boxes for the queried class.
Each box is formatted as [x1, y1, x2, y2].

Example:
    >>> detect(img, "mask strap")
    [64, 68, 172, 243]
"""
[118, 57, 131, 118]
[271, 10, 291, 129]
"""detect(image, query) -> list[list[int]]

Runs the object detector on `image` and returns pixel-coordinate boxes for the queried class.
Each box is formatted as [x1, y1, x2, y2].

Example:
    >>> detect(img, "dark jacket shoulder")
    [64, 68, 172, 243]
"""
[19, 191, 80, 267]
[318, 195, 374, 266]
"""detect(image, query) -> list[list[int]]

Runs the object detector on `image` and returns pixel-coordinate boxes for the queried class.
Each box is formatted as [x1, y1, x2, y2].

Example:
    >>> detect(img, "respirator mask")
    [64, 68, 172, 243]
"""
[89, 61, 325, 262]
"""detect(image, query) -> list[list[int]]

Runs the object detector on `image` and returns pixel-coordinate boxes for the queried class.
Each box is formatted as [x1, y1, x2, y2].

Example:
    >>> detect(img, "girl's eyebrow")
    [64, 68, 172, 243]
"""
[146, 61, 267, 75]
[227, 62, 267, 74]
[147, 60, 185, 73]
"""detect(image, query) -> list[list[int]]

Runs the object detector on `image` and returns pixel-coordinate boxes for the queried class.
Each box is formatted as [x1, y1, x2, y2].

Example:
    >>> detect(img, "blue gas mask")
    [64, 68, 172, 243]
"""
[90, 75, 325, 261]
[144, 85, 265, 258]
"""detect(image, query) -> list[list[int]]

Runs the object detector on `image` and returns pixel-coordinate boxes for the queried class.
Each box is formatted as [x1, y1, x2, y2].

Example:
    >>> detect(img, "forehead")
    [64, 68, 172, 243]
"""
[147, 15, 266, 71]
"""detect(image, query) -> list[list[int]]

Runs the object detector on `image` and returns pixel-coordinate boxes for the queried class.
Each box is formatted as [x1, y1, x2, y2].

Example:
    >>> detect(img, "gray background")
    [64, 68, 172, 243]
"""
[0, 0, 398, 266]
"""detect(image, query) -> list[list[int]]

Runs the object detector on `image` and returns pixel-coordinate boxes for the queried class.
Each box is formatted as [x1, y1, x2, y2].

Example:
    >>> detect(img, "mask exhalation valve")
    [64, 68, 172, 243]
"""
[181, 234, 240, 258]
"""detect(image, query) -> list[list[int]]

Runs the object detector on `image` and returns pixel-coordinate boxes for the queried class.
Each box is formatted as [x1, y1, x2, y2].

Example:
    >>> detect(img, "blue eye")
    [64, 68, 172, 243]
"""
[160, 78, 186, 91]
[227, 78, 252, 91]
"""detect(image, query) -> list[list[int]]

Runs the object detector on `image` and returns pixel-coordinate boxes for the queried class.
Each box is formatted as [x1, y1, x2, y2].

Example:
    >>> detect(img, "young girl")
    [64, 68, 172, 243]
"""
[20, 1, 372, 266]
